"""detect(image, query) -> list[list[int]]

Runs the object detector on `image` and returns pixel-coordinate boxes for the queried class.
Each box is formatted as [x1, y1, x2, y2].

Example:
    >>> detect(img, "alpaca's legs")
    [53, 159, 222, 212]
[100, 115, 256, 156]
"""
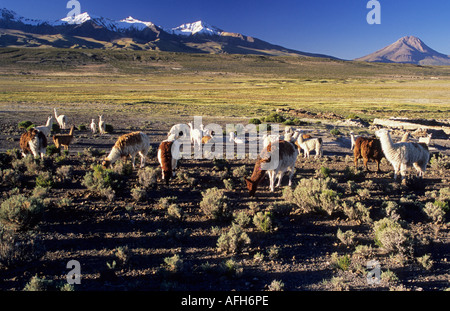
[400, 163, 407, 179]
[138, 151, 147, 168]
[288, 169, 295, 187]
[363, 157, 370, 172]
[172, 159, 178, 177]
[269, 171, 276, 192]
[276, 172, 283, 187]
[131, 154, 136, 169]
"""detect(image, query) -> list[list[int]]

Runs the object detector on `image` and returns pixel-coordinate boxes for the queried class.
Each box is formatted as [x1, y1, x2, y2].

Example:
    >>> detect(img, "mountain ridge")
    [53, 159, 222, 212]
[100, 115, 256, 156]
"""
[0, 8, 336, 59]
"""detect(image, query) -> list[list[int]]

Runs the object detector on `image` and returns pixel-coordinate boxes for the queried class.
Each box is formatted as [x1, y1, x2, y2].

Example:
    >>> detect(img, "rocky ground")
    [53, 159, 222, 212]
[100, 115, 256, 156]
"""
[0, 110, 449, 291]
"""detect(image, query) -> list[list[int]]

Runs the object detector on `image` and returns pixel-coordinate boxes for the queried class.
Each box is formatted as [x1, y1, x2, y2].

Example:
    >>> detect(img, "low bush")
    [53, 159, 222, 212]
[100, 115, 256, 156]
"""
[373, 218, 411, 254]
[200, 187, 230, 221]
[82, 165, 119, 201]
[283, 178, 341, 215]
[217, 223, 250, 254]
[253, 211, 273, 233]
[0, 194, 44, 231]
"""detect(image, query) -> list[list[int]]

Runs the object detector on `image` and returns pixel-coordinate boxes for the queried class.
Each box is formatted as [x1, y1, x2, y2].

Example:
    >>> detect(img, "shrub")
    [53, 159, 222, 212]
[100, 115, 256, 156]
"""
[248, 118, 262, 125]
[0, 230, 44, 267]
[46, 145, 60, 156]
[167, 203, 183, 220]
[341, 201, 371, 223]
[23, 275, 54, 291]
[330, 252, 351, 271]
[417, 254, 434, 270]
[268, 280, 285, 291]
[283, 178, 340, 215]
[56, 165, 73, 183]
[162, 254, 184, 274]
[0, 194, 44, 231]
[200, 187, 230, 220]
[336, 228, 355, 247]
[78, 124, 87, 131]
[264, 113, 285, 123]
[35, 171, 54, 189]
[373, 218, 411, 254]
[217, 223, 250, 254]
[0, 169, 21, 187]
[253, 211, 273, 233]
[131, 186, 147, 202]
[82, 165, 118, 201]
[233, 211, 251, 228]
[18, 121, 33, 130]
[330, 128, 341, 136]
[423, 201, 447, 224]
[104, 124, 114, 134]
[138, 167, 158, 189]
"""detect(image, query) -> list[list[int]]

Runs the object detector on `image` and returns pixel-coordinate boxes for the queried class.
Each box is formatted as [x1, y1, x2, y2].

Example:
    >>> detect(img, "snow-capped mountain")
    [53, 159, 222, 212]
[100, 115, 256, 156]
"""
[356, 36, 450, 66]
[168, 20, 223, 36]
[0, 8, 336, 58]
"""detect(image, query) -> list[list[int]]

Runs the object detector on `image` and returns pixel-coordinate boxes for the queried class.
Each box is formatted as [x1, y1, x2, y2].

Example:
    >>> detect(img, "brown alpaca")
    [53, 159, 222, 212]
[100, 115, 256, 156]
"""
[157, 140, 177, 185]
[53, 125, 75, 151]
[202, 136, 212, 144]
[353, 136, 383, 172]
[20, 128, 47, 159]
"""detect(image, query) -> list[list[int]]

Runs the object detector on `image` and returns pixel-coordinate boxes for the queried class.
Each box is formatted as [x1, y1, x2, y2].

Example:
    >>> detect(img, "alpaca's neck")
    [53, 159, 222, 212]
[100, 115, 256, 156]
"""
[54, 109, 58, 118]
[378, 133, 397, 156]
[46, 118, 53, 127]
[106, 147, 121, 164]
[69, 127, 74, 136]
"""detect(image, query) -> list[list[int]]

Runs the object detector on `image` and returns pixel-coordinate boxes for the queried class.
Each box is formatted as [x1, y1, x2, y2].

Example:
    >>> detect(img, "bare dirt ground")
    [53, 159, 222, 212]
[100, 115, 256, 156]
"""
[0, 109, 449, 292]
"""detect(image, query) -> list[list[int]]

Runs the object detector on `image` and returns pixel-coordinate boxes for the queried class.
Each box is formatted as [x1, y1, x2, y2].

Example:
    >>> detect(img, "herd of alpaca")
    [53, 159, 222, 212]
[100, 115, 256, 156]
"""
[19, 112, 435, 194]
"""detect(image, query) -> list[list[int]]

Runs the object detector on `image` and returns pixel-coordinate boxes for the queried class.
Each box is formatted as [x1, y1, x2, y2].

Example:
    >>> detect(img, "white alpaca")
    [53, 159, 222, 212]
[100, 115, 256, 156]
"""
[261, 134, 280, 149]
[284, 130, 300, 143]
[229, 132, 245, 144]
[168, 124, 190, 140]
[375, 129, 430, 180]
[90, 119, 97, 134]
[419, 133, 432, 146]
[188, 122, 202, 152]
[54, 108, 67, 130]
[245, 140, 298, 196]
[98, 115, 106, 135]
[297, 133, 323, 158]
[35, 116, 53, 137]
[102, 132, 150, 169]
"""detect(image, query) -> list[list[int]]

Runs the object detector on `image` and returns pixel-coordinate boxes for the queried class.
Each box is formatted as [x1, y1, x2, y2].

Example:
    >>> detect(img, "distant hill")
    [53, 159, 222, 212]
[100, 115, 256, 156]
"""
[355, 36, 450, 66]
[0, 8, 336, 59]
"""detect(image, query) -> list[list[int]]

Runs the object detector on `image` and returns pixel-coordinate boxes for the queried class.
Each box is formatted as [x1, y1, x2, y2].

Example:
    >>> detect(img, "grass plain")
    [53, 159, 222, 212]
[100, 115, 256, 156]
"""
[0, 48, 449, 120]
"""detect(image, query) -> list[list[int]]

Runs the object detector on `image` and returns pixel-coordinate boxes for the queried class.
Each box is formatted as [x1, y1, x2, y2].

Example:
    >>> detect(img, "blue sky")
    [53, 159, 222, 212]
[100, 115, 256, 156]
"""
[1, 0, 449, 60]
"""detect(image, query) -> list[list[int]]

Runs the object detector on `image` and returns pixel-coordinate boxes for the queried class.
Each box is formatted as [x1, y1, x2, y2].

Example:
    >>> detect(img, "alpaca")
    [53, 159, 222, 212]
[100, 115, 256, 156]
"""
[102, 132, 150, 169]
[297, 133, 322, 158]
[245, 140, 298, 196]
[261, 134, 280, 149]
[229, 132, 244, 144]
[90, 119, 97, 134]
[54, 108, 67, 130]
[20, 128, 47, 159]
[157, 136, 181, 185]
[98, 115, 106, 135]
[375, 129, 430, 180]
[350, 132, 357, 150]
[419, 133, 432, 146]
[353, 136, 383, 172]
[400, 132, 411, 142]
[53, 125, 75, 152]
[188, 122, 202, 152]
[168, 124, 189, 140]
[35, 116, 53, 137]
